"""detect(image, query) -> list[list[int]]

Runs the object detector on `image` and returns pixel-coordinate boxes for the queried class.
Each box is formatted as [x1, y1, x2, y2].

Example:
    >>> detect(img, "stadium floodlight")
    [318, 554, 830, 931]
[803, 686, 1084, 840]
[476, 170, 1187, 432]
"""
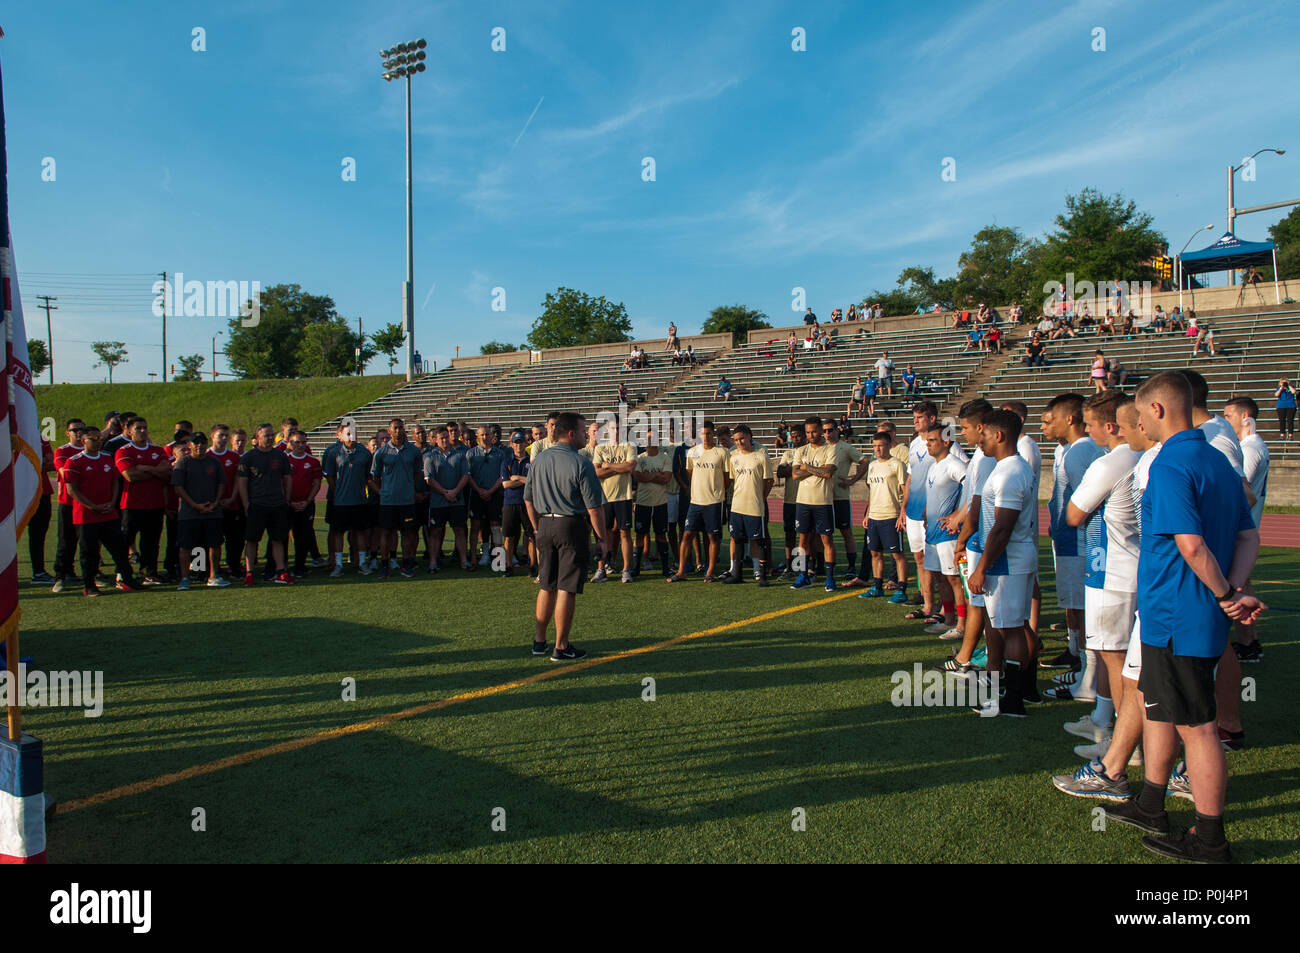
[1226, 148, 1286, 284]
[378, 37, 428, 381]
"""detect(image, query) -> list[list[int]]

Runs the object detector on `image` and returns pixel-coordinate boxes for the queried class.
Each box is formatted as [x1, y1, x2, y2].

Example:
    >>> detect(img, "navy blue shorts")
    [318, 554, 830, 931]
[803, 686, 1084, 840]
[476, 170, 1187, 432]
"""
[795, 503, 833, 537]
[867, 517, 902, 553]
[634, 503, 667, 535]
[684, 502, 723, 537]
[782, 502, 797, 535]
[833, 499, 852, 531]
[729, 511, 767, 542]
[604, 499, 634, 532]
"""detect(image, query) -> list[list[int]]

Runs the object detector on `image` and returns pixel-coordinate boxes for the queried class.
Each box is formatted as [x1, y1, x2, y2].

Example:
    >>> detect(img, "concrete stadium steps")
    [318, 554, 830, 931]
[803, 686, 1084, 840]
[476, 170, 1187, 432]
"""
[638, 326, 1003, 446]
[421, 351, 721, 435]
[982, 308, 1300, 455]
[305, 365, 509, 445]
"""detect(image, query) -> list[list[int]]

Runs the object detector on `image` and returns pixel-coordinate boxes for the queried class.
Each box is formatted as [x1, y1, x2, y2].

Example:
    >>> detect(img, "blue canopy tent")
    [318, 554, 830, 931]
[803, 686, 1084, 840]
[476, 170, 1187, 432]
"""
[1177, 232, 1280, 308]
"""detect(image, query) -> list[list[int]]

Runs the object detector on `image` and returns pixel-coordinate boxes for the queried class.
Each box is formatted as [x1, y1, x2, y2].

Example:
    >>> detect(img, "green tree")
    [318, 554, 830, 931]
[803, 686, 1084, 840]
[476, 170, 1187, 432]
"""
[480, 340, 521, 355]
[27, 339, 50, 379]
[371, 322, 407, 373]
[526, 287, 632, 351]
[224, 283, 366, 378]
[1032, 188, 1166, 304]
[702, 304, 771, 347]
[952, 225, 1041, 309]
[864, 266, 956, 315]
[174, 354, 205, 381]
[1260, 206, 1300, 282]
[91, 341, 128, 385]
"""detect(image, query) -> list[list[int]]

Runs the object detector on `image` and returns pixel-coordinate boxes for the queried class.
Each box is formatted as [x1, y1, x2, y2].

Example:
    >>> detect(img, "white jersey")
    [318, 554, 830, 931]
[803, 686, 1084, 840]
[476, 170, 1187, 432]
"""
[979, 455, 1038, 575]
[962, 449, 998, 555]
[1048, 436, 1103, 558]
[1017, 433, 1042, 536]
[924, 453, 967, 544]
[1240, 433, 1269, 528]
[1199, 415, 1244, 477]
[1068, 445, 1141, 593]
[906, 433, 968, 521]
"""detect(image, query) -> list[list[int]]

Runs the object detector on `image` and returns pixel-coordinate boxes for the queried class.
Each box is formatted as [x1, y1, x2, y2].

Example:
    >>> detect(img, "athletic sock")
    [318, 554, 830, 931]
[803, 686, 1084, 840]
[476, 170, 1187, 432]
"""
[941, 600, 954, 616]
[730, 559, 740, 576]
[1195, 812, 1227, 846]
[1078, 648, 1099, 696]
[656, 542, 671, 571]
[847, 551, 857, 572]
[1067, 628, 1081, 655]
[874, 577, 883, 588]
[956, 603, 967, 621]
[1092, 694, 1114, 727]
[825, 561, 835, 581]
[359, 550, 369, 565]
[632, 549, 642, 574]
[334, 552, 343, 567]
[1137, 781, 1166, 814]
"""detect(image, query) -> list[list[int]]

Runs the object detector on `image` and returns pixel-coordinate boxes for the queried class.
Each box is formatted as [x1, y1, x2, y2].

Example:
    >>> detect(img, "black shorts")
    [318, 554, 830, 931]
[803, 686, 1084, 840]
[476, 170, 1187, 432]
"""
[245, 504, 289, 543]
[378, 504, 419, 531]
[783, 502, 797, 536]
[414, 496, 430, 525]
[178, 518, 224, 552]
[867, 518, 902, 553]
[1138, 641, 1218, 726]
[501, 502, 534, 539]
[833, 498, 852, 531]
[604, 499, 634, 532]
[329, 504, 371, 532]
[430, 506, 466, 528]
[536, 515, 590, 594]
[469, 490, 504, 523]
[634, 503, 667, 535]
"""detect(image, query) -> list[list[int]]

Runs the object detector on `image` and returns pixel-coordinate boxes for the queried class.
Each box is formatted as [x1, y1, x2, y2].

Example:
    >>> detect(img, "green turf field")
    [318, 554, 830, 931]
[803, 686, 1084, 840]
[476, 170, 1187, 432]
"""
[10, 529, 1298, 864]
[34, 376, 405, 437]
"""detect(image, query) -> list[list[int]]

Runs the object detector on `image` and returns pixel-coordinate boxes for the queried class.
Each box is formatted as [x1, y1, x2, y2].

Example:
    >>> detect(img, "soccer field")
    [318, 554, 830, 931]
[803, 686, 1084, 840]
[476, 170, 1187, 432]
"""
[13, 532, 1300, 864]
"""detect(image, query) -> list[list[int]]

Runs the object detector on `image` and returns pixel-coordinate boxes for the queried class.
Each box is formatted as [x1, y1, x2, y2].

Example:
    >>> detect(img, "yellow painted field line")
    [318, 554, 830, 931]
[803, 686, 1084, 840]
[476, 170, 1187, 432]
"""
[60, 589, 859, 813]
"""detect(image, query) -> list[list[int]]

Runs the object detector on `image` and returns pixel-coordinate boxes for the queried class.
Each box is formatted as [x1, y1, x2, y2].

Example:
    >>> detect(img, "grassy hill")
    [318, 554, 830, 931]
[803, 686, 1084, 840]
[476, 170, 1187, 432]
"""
[34, 376, 405, 437]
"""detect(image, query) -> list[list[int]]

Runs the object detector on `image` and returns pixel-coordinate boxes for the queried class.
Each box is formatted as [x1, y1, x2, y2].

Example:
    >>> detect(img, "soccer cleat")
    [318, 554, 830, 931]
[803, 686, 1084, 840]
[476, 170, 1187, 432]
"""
[789, 573, 813, 590]
[859, 586, 883, 599]
[330, 565, 345, 578]
[243, 573, 256, 587]
[141, 575, 164, 587]
[51, 578, 66, 594]
[938, 627, 962, 641]
[1231, 640, 1262, 663]
[531, 641, 550, 657]
[1052, 759, 1132, 800]
[621, 570, 634, 583]
[1141, 828, 1230, 864]
[939, 656, 971, 674]
[590, 567, 608, 583]
[31, 572, 54, 585]
[1065, 715, 1108, 742]
[720, 571, 742, 584]
[1218, 727, 1246, 751]
[1103, 796, 1169, 834]
[207, 575, 231, 588]
[275, 571, 295, 585]
[824, 576, 836, 592]
[1168, 761, 1193, 801]
[177, 578, 192, 591]
[358, 562, 373, 576]
[1044, 685, 1075, 701]
[924, 621, 952, 634]
[115, 578, 141, 592]
[400, 565, 415, 578]
[887, 589, 908, 604]
[550, 644, 587, 662]
[778, 569, 796, 582]
[83, 586, 100, 597]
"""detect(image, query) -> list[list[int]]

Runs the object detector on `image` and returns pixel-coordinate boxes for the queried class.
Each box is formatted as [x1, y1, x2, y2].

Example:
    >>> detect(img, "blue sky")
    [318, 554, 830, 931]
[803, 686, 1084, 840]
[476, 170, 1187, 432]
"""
[5, 0, 1299, 382]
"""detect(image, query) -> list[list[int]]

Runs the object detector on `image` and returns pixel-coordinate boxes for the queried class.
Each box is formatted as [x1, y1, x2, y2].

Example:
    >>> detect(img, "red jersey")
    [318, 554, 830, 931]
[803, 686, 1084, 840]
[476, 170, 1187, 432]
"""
[287, 452, 323, 503]
[207, 448, 242, 506]
[65, 451, 119, 524]
[114, 442, 169, 510]
[39, 439, 55, 496]
[53, 442, 81, 505]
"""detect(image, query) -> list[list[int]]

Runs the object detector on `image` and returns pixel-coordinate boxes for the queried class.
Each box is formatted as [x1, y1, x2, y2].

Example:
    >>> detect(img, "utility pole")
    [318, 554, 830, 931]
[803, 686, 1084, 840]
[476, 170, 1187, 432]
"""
[358, 315, 364, 376]
[160, 270, 168, 381]
[35, 294, 57, 385]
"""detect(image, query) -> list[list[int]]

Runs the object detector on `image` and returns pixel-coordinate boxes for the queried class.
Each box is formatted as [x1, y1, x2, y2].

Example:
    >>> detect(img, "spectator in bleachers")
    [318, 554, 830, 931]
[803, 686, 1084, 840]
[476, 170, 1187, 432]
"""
[1169, 307, 1188, 333]
[987, 324, 1004, 353]
[875, 352, 895, 395]
[1150, 305, 1166, 331]
[1009, 302, 1025, 324]
[977, 303, 992, 325]
[684, 344, 697, 365]
[837, 414, 855, 440]
[951, 309, 970, 329]
[1189, 312, 1216, 357]
[786, 330, 798, 358]
[847, 378, 866, 416]
[782, 354, 798, 375]
[1024, 333, 1046, 367]
[671, 346, 684, 366]
[831, 308, 843, 323]
[1120, 310, 1136, 335]
[1275, 379, 1297, 439]
[774, 423, 789, 449]
[713, 376, 734, 402]
[861, 374, 879, 417]
[617, 381, 630, 405]
[1049, 317, 1077, 340]
[666, 322, 679, 351]
[846, 303, 857, 322]
[1098, 311, 1115, 336]
[900, 364, 918, 395]
[1037, 314, 1056, 336]
[1106, 355, 1129, 388]
[872, 303, 884, 321]
[963, 326, 984, 352]
[1077, 302, 1095, 329]
[803, 308, 818, 326]
[1090, 350, 1108, 393]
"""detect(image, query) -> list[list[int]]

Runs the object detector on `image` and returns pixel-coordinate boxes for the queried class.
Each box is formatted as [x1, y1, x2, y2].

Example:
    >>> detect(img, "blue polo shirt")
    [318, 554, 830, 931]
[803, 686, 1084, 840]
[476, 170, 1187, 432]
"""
[370, 440, 424, 506]
[321, 440, 373, 506]
[1138, 429, 1254, 658]
[501, 454, 529, 505]
[424, 445, 468, 508]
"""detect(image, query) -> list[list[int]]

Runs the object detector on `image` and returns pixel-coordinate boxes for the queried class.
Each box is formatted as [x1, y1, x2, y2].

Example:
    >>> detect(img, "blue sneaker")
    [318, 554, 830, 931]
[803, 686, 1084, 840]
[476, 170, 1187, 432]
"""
[887, 589, 908, 604]
[971, 646, 988, 668]
[825, 576, 836, 592]
[789, 573, 812, 590]
[860, 584, 884, 598]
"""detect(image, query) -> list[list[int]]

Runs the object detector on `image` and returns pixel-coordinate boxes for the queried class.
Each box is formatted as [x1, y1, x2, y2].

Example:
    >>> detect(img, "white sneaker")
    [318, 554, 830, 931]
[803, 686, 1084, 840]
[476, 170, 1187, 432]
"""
[938, 627, 963, 641]
[389, 557, 400, 570]
[621, 570, 633, 583]
[590, 567, 608, 583]
[206, 575, 231, 588]
[972, 697, 1001, 718]
[1065, 715, 1107, 742]
[924, 622, 952, 634]
[1073, 734, 1112, 760]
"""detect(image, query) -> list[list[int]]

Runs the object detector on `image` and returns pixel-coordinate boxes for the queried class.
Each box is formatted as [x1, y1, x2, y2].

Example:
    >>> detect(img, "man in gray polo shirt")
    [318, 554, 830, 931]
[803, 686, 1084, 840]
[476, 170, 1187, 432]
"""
[524, 412, 608, 661]
[425, 425, 470, 572]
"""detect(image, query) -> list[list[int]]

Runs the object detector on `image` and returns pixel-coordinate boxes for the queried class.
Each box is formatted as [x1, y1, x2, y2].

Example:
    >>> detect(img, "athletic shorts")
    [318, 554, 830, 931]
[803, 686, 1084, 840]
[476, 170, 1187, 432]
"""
[502, 502, 534, 540]
[329, 504, 371, 532]
[832, 499, 852, 531]
[1084, 587, 1137, 652]
[245, 504, 289, 543]
[782, 502, 797, 536]
[536, 515, 590, 594]
[684, 502, 723, 537]
[635, 503, 668, 535]
[924, 538, 958, 575]
[1052, 553, 1086, 610]
[729, 511, 767, 542]
[429, 505, 466, 529]
[1122, 614, 1143, 682]
[377, 504, 418, 531]
[1138, 641, 1218, 726]
[961, 552, 984, 608]
[905, 516, 925, 553]
[178, 518, 223, 552]
[866, 518, 901, 553]
[794, 502, 833, 537]
[414, 496, 429, 526]
[469, 491, 503, 523]
[604, 499, 634, 532]
[666, 494, 680, 524]
[983, 571, 1033, 629]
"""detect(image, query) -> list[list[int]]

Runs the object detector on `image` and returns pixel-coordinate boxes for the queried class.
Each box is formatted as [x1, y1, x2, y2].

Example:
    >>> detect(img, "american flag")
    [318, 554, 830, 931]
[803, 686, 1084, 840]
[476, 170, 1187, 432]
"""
[1, 42, 49, 864]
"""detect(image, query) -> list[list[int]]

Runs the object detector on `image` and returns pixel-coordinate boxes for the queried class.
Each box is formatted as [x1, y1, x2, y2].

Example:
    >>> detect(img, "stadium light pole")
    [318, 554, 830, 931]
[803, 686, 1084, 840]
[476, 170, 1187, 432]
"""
[380, 38, 427, 382]
[211, 331, 223, 381]
[1176, 224, 1215, 312]
[1226, 148, 1285, 284]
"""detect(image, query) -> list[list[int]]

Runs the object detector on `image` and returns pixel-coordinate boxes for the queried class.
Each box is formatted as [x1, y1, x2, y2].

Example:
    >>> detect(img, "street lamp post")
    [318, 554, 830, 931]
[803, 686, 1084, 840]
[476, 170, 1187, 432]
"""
[1227, 148, 1286, 283]
[1177, 224, 1215, 312]
[380, 38, 427, 383]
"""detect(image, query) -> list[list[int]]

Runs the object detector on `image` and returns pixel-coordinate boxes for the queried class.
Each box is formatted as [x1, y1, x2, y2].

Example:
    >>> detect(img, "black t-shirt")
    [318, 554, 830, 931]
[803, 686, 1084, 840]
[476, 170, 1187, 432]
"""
[238, 447, 290, 508]
[102, 434, 130, 457]
[172, 454, 226, 519]
[1027, 341, 1044, 357]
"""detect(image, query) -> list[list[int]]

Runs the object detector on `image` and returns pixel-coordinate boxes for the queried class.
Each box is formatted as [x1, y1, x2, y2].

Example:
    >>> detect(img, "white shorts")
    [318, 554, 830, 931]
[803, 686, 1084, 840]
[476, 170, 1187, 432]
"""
[667, 494, 679, 523]
[1122, 613, 1142, 682]
[924, 539, 958, 575]
[961, 553, 984, 608]
[1085, 587, 1137, 651]
[905, 517, 925, 553]
[1052, 553, 1086, 610]
[983, 572, 1034, 630]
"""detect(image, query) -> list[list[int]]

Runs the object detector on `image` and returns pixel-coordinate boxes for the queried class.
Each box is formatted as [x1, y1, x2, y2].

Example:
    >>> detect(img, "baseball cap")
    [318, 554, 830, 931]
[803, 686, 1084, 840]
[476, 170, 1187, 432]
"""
[510, 430, 527, 443]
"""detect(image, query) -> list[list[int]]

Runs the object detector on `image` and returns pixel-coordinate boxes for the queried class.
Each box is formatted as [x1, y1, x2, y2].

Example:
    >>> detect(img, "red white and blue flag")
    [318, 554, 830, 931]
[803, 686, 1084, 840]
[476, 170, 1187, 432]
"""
[0, 35, 49, 864]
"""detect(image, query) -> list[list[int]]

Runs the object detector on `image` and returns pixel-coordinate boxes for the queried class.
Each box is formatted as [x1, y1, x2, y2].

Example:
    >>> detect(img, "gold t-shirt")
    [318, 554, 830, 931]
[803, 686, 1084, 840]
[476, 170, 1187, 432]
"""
[686, 444, 729, 505]
[634, 449, 672, 507]
[829, 440, 864, 501]
[592, 442, 637, 502]
[727, 449, 771, 518]
[792, 442, 837, 507]
[866, 457, 907, 520]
